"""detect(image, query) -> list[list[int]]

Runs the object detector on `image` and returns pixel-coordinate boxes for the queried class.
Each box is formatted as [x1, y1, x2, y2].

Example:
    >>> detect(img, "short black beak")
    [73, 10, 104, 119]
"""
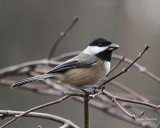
[108, 43, 119, 50]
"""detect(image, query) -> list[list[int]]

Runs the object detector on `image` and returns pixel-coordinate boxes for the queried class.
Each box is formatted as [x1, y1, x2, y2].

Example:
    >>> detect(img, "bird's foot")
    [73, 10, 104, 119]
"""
[82, 89, 92, 101]
[82, 86, 99, 101]
[90, 86, 98, 95]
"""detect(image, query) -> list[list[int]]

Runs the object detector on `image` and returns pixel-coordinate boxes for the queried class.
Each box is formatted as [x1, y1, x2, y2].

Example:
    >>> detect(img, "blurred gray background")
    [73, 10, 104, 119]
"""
[0, 0, 160, 128]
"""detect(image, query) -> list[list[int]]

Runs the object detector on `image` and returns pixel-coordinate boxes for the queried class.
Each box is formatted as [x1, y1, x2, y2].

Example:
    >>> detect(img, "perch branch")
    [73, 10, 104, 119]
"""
[0, 78, 158, 128]
[0, 45, 159, 128]
[84, 98, 89, 128]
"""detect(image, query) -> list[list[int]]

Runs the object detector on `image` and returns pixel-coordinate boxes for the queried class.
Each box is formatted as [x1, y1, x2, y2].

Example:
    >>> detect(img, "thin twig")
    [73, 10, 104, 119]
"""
[108, 79, 148, 102]
[54, 51, 81, 61]
[109, 56, 125, 74]
[0, 79, 157, 128]
[112, 54, 160, 82]
[1, 50, 159, 84]
[99, 45, 151, 89]
[0, 59, 60, 77]
[111, 93, 160, 103]
[59, 123, 70, 128]
[112, 97, 144, 120]
[103, 90, 160, 111]
[0, 45, 159, 128]
[89, 91, 102, 99]
[75, 96, 157, 128]
[0, 79, 63, 96]
[0, 93, 83, 128]
[48, 17, 79, 59]
[0, 110, 79, 128]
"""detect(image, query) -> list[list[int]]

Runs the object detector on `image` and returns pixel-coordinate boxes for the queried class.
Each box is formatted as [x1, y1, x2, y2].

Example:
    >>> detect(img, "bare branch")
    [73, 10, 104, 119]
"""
[59, 123, 70, 128]
[0, 44, 159, 128]
[84, 99, 89, 128]
[0, 59, 60, 77]
[1, 50, 158, 85]
[54, 51, 81, 61]
[75, 97, 157, 128]
[1, 78, 158, 128]
[111, 96, 144, 120]
[0, 110, 79, 128]
[111, 93, 160, 103]
[108, 79, 148, 102]
[99, 45, 151, 89]
[48, 16, 79, 59]
[112, 54, 160, 82]
[0, 79, 63, 96]
[109, 56, 125, 74]
[83, 92, 90, 128]
[0, 93, 83, 128]
[103, 90, 160, 111]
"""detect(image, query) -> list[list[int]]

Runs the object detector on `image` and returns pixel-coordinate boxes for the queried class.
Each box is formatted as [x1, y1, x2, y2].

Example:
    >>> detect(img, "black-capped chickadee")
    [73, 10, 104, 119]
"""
[11, 38, 119, 89]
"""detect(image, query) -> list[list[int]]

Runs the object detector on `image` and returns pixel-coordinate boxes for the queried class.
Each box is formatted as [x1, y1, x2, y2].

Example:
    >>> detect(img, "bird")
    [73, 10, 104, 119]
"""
[11, 38, 119, 90]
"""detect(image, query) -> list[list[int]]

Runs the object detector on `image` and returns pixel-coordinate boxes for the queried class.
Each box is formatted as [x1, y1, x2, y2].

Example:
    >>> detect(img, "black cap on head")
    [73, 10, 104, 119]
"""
[88, 38, 119, 62]
[89, 38, 112, 47]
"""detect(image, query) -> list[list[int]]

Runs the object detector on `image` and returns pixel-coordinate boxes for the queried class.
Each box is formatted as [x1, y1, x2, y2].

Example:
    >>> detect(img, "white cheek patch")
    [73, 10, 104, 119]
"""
[104, 61, 111, 75]
[82, 46, 108, 55]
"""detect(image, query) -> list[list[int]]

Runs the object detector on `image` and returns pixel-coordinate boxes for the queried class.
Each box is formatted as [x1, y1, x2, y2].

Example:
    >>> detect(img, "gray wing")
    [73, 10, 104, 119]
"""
[47, 57, 98, 74]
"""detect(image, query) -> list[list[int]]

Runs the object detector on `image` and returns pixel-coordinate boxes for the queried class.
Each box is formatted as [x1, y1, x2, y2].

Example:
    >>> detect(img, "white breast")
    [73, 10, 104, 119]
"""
[104, 61, 111, 75]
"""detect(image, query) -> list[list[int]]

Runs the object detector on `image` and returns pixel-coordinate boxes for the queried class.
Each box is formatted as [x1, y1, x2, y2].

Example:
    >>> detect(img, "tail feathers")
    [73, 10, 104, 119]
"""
[11, 74, 54, 88]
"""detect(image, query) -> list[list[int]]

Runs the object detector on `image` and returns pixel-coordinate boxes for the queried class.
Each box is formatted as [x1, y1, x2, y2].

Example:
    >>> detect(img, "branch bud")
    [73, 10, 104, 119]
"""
[145, 45, 151, 49]
[139, 66, 146, 73]
[138, 53, 142, 58]
[122, 68, 128, 72]
[131, 115, 136, 120]
[60, 32, 65, 37]
[15, 115, 20, 120]
[73, 16, 79, 21]
[111, 96, 117, 102]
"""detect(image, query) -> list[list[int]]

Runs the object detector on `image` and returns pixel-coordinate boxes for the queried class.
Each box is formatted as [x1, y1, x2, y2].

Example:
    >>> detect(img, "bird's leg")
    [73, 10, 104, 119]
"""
[82, 89, 91, 101]
[90, 86, 98, 95]
[81, 85, 98, 100]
